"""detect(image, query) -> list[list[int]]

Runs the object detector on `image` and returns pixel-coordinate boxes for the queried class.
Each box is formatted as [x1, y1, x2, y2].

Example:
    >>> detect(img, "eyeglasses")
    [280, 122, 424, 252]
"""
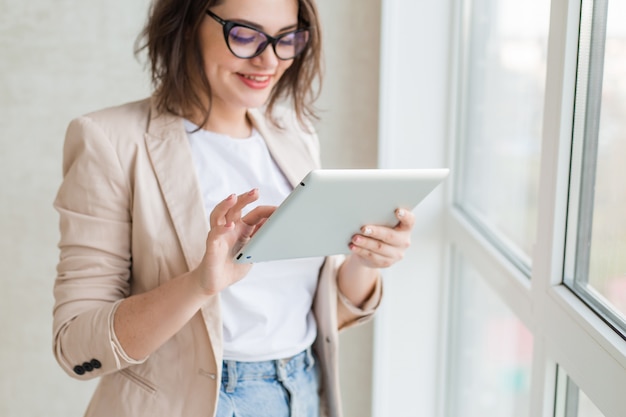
[206, 10, 310, 60]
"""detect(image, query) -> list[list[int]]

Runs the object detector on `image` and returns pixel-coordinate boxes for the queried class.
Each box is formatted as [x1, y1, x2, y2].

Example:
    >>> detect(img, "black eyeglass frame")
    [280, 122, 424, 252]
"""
[206, 10, 310, 60]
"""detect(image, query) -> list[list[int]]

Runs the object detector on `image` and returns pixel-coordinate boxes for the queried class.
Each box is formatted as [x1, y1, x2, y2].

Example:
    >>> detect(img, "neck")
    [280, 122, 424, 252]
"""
[189, 102, 252, 139]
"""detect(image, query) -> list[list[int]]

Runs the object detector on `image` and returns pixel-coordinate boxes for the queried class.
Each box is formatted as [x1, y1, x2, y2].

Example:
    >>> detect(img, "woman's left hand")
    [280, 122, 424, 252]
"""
[348, 208, 415, 269]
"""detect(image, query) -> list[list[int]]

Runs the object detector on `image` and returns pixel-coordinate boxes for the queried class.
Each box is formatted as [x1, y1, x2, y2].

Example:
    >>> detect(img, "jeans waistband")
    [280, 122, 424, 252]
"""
[221, 348, 315, 392]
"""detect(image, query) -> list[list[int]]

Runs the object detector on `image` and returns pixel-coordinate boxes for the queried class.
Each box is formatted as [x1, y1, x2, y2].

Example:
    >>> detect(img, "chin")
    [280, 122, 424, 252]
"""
[239, 94, 273, 109]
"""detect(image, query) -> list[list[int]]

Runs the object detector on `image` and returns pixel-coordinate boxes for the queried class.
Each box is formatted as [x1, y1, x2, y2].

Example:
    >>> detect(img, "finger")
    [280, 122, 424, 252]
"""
[209, 193, 238, 228]
[250, 218, 268, 237]
[348, 242, 399, 269]
[242, 205, 276, 226]
[225, 189, 260, 225]
[234, 206, 276, 241]
[351, 234, 398, 258]
[358, 225, 411, 249]
[393, 208, 415, 231]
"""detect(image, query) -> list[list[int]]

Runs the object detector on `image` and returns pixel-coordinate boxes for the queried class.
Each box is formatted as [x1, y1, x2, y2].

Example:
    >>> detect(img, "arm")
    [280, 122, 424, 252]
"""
[113, 192, 274, 360]
[53, 116, 135, 378]
[53, 117, 273, 378]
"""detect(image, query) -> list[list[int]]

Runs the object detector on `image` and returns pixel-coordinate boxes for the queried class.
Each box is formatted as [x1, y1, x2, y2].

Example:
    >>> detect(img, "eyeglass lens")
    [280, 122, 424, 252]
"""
[227, 26, 309, 59]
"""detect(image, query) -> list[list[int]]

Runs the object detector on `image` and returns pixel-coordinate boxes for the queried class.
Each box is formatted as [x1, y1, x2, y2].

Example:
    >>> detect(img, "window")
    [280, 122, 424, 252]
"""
[445, 0, 626, 415]
[454, 0, 551, 273]
[373, 0, 626, 415]
[564, 0, 626, 335]
[555, 369, 606, 417]
[446, 253, 533, 417]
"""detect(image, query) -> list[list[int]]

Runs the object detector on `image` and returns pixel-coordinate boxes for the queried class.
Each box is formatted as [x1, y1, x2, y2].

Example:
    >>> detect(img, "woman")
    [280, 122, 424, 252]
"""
[52, 0, 415, 416]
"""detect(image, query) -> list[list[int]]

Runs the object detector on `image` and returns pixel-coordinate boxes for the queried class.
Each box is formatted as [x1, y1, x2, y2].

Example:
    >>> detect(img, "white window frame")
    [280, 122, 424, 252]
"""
[373, 0, 626, 416]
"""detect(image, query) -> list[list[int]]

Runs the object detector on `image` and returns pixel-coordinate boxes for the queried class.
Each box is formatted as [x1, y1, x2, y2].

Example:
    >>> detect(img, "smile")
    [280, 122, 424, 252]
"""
[241, 74, 271, 82]
[237, 73, 273, 89]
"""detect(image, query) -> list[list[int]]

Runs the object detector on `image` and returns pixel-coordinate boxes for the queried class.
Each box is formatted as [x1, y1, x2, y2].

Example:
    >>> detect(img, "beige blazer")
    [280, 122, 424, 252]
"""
[52, 98, 382, 417]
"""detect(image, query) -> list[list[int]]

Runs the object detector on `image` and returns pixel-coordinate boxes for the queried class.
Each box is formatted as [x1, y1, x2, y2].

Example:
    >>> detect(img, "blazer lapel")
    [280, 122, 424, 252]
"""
[144, 104, 208, 272]
[144, 103, 224, 367]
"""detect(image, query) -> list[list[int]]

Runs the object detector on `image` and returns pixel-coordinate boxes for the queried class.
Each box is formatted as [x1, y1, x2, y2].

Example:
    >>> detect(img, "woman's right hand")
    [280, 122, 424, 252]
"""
[192, 189, 275, 296]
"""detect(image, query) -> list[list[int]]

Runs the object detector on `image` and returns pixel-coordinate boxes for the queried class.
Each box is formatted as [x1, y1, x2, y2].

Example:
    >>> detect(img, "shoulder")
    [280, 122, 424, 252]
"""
[64, 98, 157, 159]
[61, 98, 157, 175]
[73, 98, 152, 140]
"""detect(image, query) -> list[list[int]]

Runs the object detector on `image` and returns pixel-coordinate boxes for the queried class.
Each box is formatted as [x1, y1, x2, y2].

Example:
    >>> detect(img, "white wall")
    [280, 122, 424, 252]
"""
[373, 0, 453, 416]
[0, 1, 380, 416]
[316, 1, 381, 170]
[0, 1, 151, 416]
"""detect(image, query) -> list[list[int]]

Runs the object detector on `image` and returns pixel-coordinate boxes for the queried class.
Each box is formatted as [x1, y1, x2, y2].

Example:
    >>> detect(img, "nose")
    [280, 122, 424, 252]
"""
[252, 43, 280, 68]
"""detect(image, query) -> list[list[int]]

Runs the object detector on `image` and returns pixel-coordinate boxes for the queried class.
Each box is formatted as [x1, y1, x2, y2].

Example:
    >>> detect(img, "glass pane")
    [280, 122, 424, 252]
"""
[565, 0, 626, 333]
[555, 370, 606, 417]
[455, 0, 550, 270]
[585, 0, 626, 320]
[578, 389, 606, 417]
[446, 253, 533, 417]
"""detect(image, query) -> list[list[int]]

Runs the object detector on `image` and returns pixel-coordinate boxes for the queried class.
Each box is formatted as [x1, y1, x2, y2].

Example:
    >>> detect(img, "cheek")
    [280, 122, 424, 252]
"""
[276, 60, 294, 79]
[199, 29, 237, 76]
[203, 50, 240, 84]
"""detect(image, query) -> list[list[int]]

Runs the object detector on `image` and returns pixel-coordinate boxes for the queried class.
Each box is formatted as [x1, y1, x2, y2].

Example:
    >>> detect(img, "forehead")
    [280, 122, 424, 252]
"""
[213, 0, 300, 31]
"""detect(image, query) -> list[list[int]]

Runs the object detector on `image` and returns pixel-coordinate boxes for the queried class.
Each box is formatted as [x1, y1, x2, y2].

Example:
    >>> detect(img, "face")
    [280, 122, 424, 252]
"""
[198, 0, 300, 118]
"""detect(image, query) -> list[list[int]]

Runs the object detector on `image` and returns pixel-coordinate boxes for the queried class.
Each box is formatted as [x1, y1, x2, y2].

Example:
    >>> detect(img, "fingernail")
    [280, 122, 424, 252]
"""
[248, 188, 258, 196]
[228, 194, 236, 200]
[363, 227, 372, 236]
[397, 209, 405, 217]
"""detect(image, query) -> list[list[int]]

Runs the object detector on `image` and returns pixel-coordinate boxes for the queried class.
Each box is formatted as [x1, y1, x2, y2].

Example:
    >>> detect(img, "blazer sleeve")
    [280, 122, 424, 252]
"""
[326, 256, 383, 331]
[52, 116, 145, 380]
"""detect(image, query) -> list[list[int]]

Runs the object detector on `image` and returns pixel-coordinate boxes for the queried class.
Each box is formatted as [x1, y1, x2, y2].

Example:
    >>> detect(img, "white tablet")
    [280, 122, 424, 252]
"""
[234, 168, 449, 263]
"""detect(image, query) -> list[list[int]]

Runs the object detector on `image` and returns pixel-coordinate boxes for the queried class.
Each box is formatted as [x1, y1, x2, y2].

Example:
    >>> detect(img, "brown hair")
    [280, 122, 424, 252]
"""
[135, 0, 323, 128]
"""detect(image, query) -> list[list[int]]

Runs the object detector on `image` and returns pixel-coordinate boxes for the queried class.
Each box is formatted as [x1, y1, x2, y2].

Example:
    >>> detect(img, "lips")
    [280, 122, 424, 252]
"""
[237, 73, 273, 89]
[241, 74, 270, 82]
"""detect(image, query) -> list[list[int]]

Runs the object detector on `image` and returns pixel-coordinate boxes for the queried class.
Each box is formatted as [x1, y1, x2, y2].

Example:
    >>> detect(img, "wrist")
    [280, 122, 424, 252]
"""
[337, 255, 379, 306]
[341, 254, 379, 279]
[183, 270, 215, 302]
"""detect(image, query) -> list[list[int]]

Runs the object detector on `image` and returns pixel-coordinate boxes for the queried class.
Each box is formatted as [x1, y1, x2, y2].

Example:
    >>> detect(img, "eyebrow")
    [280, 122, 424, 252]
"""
[233, 18, 299, 33]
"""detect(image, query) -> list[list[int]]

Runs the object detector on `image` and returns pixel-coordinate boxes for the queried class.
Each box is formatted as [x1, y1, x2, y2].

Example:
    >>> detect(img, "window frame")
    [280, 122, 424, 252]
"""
[373, 0, 626, 415]
[445, 0, 626, 414]
[563, 0, 626, 338]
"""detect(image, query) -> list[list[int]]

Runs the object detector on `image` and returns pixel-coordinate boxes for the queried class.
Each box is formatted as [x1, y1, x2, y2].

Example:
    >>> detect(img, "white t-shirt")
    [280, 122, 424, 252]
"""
[185, 120, 324, 361]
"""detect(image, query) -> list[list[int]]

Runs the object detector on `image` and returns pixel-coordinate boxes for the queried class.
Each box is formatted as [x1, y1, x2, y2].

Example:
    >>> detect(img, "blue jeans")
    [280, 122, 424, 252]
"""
[216, 348, 320, 417]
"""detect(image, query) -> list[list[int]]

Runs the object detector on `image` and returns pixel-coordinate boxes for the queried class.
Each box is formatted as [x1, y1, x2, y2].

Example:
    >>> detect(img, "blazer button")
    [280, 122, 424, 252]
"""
[82, 362, 94, 372]
[90, 359, 102, 369]
[73, 365, 86, 375]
